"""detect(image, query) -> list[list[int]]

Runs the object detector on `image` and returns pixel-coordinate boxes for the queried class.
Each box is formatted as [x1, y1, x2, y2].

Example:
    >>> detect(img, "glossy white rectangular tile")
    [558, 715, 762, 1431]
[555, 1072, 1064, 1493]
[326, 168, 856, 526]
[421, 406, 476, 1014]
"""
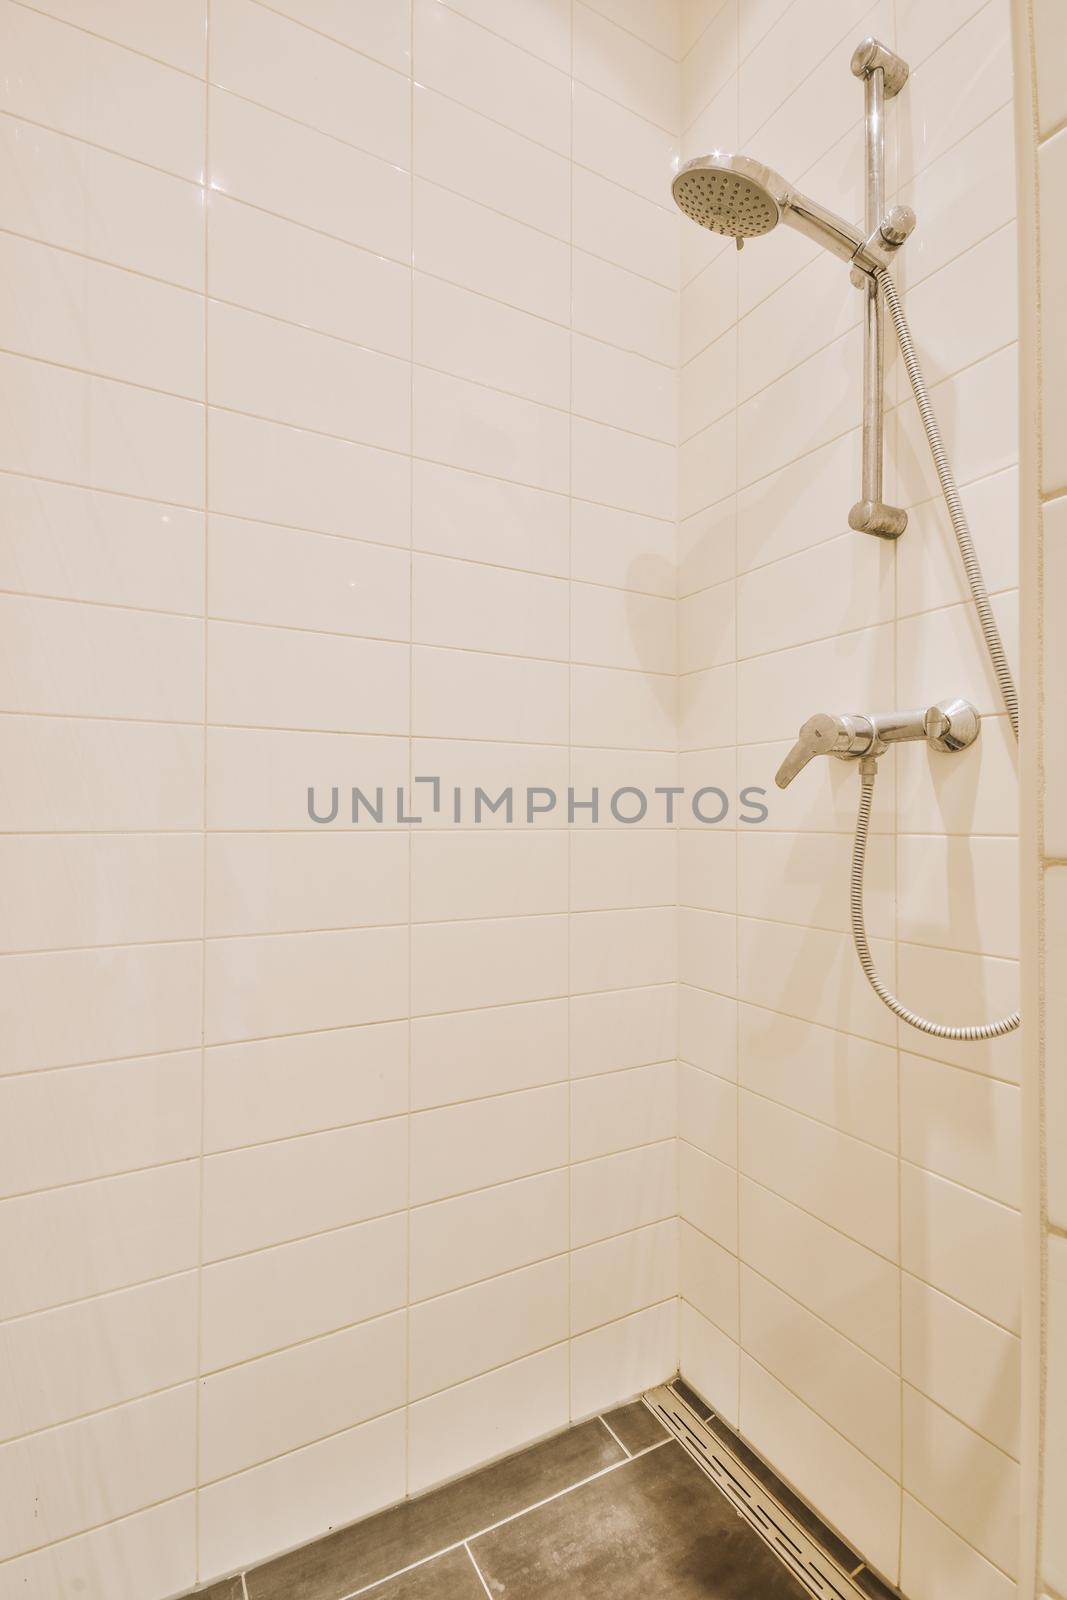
[0, 353, 204, 507]
[739, 1355, 901, 1583]
[408, 1345, 569, 1495]
[0, 2, 205, 179]
[412, 999, 568, 1109]
[208, 408, 411, 543]
[413, 179, 570, 325]
[410, 1170, 569, 1302]
[415, 367, 569, 493]
[210, 0, 410, 167]
[0, 1493, 196, 1600]
[203, 1021, 407, 1151]
[199, 1313, 406, 1482]
[440, 0, 571, 68]
[201, 1213, 407, 1371]
[0, 232, 203, 398]
[570, 1299, 678, 1418]
[0, 476, 204, 615]
[901, 1273, 1020, 1459]
[413, 553, 569, 660]
[0, 1162, 198, 1320]
[902, 1383, 1019, 1576]
[198, 1412, 406, 1583]
[412, 915, 569, 1014]
[0, 1272, 196, 1442]
[207, 620, 409, 734]
[740, 1266, 900, 1475]
[208, 194, 411, 358]
[414, 85, 570, 240]
[410, 1257, 569, 1399]
[0, 1051, 200, 1196]
[414, 0, 570, 155]
[208, 300, 410, 451]
[202, 1118, 407, 1260]
[572, 166, 680, 289]
[571, 1218, 679, 1333]
[0, 1385, 196, 1564]
[900, 1163, 1021, 1333]
[570, 984, 678, 1077]
[0, 942, 202, 1075]
[572, 1140, 678, 1249]
[571, 1060, 677, 1162]
[258, 0, 411, 70]
[209, 88, 411, 262]
[574, 2, 680, 131]
[0, 114, 202, 289]
[204, 926, 409, 1044]
[740, 1178, 900, 1368]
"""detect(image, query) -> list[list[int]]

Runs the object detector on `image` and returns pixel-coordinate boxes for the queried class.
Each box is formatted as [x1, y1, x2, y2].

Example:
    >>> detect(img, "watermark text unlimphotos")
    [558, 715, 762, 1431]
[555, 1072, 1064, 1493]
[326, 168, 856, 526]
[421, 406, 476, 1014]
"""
[307, 778, 770, 826]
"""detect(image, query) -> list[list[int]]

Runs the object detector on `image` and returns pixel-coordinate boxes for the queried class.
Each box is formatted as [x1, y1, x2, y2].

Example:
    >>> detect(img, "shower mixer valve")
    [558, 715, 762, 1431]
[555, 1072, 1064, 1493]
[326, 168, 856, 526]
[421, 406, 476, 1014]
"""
[774, 698, 980, 788]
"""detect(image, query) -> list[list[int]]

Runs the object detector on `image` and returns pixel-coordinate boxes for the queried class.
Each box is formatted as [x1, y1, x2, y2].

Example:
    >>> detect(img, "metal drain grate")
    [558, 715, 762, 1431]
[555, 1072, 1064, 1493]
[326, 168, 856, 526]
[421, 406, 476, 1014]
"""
[643, 1382, 897, 1600]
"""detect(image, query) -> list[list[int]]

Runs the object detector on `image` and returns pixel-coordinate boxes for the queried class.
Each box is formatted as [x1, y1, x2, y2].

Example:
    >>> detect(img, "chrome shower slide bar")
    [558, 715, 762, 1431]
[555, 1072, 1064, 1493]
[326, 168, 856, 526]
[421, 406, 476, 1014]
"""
[848, 36, 910, 540]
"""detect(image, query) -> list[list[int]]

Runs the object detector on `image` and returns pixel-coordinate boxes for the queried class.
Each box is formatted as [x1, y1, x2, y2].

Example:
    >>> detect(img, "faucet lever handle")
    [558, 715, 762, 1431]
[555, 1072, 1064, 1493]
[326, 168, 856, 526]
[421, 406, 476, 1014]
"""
[775, 713, 873, 789]
[775, 714, 843, 789]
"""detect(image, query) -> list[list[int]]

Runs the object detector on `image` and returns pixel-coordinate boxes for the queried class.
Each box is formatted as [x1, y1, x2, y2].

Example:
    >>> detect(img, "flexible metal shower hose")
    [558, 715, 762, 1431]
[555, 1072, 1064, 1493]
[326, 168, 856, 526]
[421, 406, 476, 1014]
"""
[843, 269, 1021, 1042]
[877, 269, 1019, 741]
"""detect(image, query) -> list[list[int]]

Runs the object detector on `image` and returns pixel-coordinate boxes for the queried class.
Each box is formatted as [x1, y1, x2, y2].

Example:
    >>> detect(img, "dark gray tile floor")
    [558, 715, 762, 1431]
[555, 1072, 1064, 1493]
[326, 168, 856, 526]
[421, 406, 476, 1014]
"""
[471, 1437, 805, 1599]
[373, 1547, 486, 1599]
[245, 1417, 622, 1600]
[187, 1399, 808, 1600]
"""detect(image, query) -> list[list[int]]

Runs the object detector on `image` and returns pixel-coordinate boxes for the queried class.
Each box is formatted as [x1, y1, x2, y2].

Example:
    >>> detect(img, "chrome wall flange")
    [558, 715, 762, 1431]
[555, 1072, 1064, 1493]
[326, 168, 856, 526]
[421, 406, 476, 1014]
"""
[924, 696, 981, 752]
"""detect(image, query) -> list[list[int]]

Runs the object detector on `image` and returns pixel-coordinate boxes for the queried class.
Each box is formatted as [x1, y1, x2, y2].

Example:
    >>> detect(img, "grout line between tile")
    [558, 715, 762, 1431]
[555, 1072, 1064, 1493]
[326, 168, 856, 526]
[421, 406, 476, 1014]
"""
[596, 1412, 631, 1456]
[247, 0, 409, 80]
[464, 1541, 494, 1599]
[576, 0, 682, 66]
[731, 0, 743, 1430]
[193, 3, 211, 1577]
[403, 0, 416, 1507]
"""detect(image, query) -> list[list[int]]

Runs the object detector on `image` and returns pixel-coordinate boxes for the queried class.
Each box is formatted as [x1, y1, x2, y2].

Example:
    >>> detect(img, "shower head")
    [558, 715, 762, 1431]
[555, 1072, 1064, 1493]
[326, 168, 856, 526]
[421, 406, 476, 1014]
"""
[671, 152, 785, 240]
[672, 151, 866, 265]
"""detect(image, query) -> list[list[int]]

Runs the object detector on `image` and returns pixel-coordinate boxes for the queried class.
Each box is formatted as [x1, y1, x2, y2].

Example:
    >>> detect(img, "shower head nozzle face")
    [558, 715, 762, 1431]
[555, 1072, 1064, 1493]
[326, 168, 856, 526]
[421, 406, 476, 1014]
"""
[671, 153, 785, 239]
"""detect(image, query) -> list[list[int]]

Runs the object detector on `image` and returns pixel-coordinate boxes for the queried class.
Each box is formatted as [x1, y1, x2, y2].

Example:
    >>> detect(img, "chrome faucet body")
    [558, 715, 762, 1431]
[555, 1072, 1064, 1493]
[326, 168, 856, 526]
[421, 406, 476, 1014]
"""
[774, 698, 980, 789]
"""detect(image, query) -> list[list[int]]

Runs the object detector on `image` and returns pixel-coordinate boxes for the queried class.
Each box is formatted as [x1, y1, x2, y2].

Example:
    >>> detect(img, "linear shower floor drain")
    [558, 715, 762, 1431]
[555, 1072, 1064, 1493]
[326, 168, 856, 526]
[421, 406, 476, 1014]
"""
[643, 1381, 900, 1600]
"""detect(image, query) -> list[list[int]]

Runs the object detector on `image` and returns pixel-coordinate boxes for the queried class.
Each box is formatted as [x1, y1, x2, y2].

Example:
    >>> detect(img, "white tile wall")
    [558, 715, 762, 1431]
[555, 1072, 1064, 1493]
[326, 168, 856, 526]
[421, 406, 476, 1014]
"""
[676, 0, 1022, 1591]
[2, 1, 1028, 1596]
[0, 3, 686, 1595]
